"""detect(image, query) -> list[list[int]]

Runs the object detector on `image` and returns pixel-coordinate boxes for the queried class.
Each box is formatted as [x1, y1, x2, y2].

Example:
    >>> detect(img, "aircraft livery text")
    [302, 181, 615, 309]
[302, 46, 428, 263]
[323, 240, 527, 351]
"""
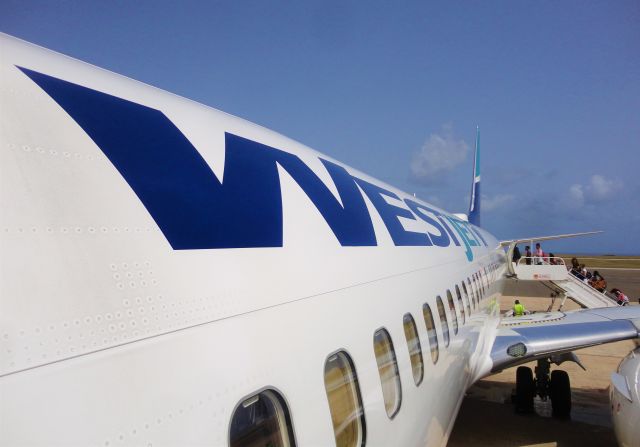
[18, 66, 487, 261]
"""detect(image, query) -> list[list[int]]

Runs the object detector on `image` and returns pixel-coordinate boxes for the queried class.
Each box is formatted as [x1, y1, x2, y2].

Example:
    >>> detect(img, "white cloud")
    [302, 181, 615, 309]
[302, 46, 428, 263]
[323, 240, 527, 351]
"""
[589, 174, 621, 201]
[482, 194, 515, 212]
[567, 174, 622, 207]
[568, 184, 584, 206]
[410, 123, 469, 184]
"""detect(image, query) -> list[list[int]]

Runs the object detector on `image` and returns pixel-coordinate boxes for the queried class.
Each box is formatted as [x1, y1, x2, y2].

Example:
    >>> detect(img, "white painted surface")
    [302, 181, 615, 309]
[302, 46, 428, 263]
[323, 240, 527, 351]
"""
[514, 264, 568, 281]
[0, 33, 504, 446]
[611, 348, 640, 447]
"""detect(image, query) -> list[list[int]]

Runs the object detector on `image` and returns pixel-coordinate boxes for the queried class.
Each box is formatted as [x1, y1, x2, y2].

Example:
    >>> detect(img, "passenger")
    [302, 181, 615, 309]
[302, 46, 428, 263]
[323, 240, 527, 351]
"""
[570, 264, 583, 278]
[571, 257, 580, 270]
[590, 271, 607, 292]
[612, 289, 629, 306]
[525, 246, 532, 265]
[585, 268, 593, 282]
[548, 253, 556, 265]
[513, 299, 526, 317]
[534, 243, 544, 265]
[512, 245, 522, 264]
[580, 264, 589, 282]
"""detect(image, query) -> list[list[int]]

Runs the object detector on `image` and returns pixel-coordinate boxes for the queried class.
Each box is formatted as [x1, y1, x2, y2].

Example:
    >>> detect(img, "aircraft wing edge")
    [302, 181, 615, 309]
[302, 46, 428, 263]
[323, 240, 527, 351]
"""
[489, 307, 640, 373]
[499, 230, 603, 247]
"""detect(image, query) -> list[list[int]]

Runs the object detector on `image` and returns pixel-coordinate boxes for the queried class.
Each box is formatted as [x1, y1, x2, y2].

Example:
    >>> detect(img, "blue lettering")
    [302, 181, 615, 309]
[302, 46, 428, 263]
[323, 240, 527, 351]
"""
[436, 215, 461, 247]
[444, 217, 475, 261]
[403, 200, 449, 247]
[466, 223, 488, 246]
[19, 66, 484, 259]
[19, 67, 376, 249]
[355, 180, 430, 246]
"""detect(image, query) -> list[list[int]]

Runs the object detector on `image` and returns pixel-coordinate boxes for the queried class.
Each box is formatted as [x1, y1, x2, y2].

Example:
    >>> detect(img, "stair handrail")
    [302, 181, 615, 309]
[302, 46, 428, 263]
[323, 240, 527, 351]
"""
[563, 270, 616, 302]
[565, 268, 606, 293]
[516, 257, 566, 266]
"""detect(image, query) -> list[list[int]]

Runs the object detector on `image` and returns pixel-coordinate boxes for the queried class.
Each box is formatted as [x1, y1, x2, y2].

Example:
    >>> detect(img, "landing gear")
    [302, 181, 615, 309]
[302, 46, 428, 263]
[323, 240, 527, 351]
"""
[550, 370, 571, 418]
[535, 358, 551, 402]
[515, 366, 535, 413]
[514, 359, 572, 418]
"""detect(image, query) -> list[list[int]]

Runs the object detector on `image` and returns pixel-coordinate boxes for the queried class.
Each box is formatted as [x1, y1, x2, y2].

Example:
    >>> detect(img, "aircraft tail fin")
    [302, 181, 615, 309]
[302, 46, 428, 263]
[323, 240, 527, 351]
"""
[468, 126, 481, 226]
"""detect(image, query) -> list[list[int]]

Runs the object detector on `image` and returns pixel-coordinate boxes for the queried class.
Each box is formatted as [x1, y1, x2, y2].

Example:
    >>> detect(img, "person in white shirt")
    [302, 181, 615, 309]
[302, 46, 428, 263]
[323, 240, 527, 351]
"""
[534, 243, 544, 265]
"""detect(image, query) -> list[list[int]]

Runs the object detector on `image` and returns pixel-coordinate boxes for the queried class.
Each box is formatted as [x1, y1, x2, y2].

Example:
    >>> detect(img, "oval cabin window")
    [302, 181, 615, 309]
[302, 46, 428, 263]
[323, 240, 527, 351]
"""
[473, 274, 481, 301]
[436, 296, 450, 347]
[462, 281, 472, 312]
[373, 328, 402, 418]
[467, 277, 475, 308]
[229, 389, 296, 447]
[422, 303, 439, 364]
[403, 313, 424, 386]
[446, 290, 459, 335]
[324, 351, 366, 447]
[455, 285, 466, 324]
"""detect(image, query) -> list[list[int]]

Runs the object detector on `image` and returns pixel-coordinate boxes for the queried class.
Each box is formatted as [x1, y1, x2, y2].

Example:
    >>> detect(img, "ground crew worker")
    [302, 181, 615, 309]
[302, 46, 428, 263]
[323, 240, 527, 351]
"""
[513, 299, 526, 316]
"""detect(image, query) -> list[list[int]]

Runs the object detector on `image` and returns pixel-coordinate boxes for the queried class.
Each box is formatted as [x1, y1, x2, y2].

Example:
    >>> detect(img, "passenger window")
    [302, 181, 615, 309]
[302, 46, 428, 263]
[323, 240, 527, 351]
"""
[436, 296, 450, 347]
[373, 328, 402, 418]
[403, 313, 424, 386]
[230, 389, 296, 447]
[460, 283, 471, 316]
[446, 290, 458, 335]
[469, 275, 480, 304]
[473, 275, 480, 302]
[324, 351, 366, 447]
[455, 285, 466, 324]
[466, 277, 475, 308]
[422, 303, 439, 364]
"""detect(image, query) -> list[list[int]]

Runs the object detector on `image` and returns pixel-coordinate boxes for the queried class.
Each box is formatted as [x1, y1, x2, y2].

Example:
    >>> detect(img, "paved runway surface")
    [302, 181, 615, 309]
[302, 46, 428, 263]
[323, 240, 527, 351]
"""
[504, 267, 639, 301]
[597, 268, 640, 299]
[449, 269, 639, 446]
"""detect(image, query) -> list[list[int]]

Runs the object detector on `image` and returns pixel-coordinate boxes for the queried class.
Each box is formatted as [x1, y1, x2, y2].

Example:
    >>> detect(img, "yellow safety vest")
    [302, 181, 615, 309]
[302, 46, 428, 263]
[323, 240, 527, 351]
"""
[513, 303, 525, 316]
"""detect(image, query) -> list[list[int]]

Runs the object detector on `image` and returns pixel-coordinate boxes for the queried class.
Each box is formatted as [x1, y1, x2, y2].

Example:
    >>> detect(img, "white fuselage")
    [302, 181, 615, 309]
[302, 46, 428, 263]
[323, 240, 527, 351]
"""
[611, 348, 640, 447]
[0, 33, 507, 446]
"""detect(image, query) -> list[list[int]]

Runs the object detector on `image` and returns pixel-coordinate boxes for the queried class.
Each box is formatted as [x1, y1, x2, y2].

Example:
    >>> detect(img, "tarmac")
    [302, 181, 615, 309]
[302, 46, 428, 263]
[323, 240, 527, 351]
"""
[448, 268, 639, 447]
[503, 267, 640, 300]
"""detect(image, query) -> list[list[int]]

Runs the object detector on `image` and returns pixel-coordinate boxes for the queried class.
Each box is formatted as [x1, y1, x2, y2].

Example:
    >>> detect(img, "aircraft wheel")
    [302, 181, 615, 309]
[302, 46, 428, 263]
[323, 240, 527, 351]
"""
[550, 370, 571, 418]
[515, 366, 535, 413]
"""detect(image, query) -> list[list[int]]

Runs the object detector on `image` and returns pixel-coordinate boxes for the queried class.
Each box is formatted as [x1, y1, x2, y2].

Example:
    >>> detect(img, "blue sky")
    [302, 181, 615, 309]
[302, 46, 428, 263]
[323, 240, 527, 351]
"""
[2, 1, 639, 254]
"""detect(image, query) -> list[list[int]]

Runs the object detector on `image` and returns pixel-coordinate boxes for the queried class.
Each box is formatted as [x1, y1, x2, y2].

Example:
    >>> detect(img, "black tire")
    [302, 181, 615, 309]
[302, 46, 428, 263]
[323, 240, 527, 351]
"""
[550, 369, 571, 418]
[515, 366, 535, 413]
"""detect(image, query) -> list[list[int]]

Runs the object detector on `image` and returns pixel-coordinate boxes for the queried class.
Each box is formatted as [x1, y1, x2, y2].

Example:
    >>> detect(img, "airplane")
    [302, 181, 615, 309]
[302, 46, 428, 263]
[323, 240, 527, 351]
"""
[610, 347, 640, 447]
[1, 32, 639, 446]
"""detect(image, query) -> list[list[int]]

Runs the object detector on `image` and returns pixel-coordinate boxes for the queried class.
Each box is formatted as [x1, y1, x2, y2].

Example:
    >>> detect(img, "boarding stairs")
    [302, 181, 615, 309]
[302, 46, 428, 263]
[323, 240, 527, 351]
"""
[511, 257, 617, 309]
